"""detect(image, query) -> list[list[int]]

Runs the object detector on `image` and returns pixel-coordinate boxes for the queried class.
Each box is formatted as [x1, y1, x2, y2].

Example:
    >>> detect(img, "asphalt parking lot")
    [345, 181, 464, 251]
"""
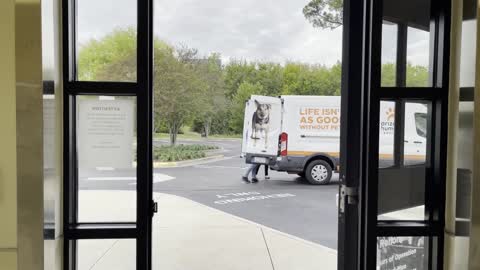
[79, 139, 340, 249]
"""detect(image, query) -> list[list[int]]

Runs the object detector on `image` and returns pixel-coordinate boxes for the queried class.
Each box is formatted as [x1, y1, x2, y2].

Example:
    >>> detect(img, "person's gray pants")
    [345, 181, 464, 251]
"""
[243, 163, 260, 179]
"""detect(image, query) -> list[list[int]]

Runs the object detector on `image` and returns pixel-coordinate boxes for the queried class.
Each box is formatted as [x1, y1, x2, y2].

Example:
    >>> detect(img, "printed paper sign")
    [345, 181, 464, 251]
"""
[78, 98, 135, 168]
[377, 236, 425, 270]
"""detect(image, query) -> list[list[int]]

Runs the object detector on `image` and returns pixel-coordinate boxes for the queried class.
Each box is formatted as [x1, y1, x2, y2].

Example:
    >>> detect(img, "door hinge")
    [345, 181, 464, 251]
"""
[339, 184, 359, 213]
[152, 200, 158, 216]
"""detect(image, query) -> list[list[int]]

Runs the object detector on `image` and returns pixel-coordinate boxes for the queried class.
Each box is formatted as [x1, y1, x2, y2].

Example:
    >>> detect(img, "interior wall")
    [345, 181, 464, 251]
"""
[0, 0, 19, 269]
[445, 0, 463, 268]
[469, 0, 480, 268]
[15, 0, 44, 269]
[0, 0, 44, 269]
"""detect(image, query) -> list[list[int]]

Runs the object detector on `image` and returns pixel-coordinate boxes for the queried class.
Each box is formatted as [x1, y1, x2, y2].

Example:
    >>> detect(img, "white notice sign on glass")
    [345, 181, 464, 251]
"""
[78, 98, 135, 169]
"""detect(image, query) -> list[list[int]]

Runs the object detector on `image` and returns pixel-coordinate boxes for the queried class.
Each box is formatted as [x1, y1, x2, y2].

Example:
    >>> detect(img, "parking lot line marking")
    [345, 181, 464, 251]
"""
[87, 177, 135, 181]
[87, 174, 175, 184]
[129, 174, 176, 185]
[194, 165, 247, 169]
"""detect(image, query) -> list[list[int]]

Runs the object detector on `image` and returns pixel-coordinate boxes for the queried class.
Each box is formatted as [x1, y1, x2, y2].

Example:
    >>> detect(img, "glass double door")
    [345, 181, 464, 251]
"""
[339, 0, 451, 269]
[62, 0, 451, 269]
[62, 0, 153, 269]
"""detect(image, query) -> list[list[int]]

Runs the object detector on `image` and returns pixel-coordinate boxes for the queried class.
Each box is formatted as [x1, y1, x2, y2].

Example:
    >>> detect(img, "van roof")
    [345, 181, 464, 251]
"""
[280, 95, 340, 101]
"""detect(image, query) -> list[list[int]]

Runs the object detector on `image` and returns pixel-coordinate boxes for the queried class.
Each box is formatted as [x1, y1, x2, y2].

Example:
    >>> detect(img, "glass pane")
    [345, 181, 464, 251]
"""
[378, 101, 431, 220]
[379, 101, 395, 168]
[382, 0, 432, 87]
[77, 0, 137, 82]
[77, 96, 137, 222]
[381, 23, 398, 87]
[404, 102, 428, 166]
[406, 27, 431, 87]
[377, 236, 427, 270]
[77, 239, 136, 270]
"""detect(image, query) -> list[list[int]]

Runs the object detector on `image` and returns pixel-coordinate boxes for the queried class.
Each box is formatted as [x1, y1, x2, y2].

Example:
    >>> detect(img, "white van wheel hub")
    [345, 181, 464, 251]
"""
[311, 164, 328, 182]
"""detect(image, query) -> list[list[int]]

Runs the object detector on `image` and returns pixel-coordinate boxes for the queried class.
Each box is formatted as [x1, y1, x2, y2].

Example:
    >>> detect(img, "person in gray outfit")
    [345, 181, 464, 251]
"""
[242, 163, 260, 183]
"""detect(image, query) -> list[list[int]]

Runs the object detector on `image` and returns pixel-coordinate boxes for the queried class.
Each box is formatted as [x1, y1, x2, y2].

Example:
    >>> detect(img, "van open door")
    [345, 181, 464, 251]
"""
[242, 95, 282, 164]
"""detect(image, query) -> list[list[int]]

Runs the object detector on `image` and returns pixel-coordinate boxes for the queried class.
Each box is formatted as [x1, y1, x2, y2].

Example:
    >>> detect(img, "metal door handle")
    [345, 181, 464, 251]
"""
[152, 200, 158, 216]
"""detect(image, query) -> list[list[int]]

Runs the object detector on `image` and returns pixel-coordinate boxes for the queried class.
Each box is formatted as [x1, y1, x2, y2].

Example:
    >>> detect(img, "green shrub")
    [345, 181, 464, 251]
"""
[153, 144, 218, 162]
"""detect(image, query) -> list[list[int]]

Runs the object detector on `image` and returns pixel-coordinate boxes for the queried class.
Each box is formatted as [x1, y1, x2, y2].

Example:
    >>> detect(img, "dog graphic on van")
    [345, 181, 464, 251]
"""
[251, 100, 271, 150]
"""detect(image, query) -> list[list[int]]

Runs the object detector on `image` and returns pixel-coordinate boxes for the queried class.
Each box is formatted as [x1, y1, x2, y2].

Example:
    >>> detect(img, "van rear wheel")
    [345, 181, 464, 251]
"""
[305, 160, 332, 185]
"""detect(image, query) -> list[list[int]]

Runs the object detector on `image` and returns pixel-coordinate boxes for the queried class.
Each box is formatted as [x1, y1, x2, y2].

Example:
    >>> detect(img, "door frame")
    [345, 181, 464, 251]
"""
[62, 0, 154, 269]
[339, 0, 451, 269]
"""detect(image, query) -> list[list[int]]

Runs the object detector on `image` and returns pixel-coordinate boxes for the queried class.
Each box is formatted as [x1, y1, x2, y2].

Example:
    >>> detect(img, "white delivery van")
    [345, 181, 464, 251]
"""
[242, 95, 428, 185]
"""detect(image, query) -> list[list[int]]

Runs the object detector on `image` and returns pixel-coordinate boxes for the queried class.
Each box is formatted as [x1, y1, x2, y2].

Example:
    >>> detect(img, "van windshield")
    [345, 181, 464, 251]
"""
[414, 113, 427, 138]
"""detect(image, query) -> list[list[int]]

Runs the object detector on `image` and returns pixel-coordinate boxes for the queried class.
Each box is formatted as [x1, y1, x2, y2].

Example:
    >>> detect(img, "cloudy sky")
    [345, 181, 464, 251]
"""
[77, 0, 342, 66]
[42, 0, 431, 74]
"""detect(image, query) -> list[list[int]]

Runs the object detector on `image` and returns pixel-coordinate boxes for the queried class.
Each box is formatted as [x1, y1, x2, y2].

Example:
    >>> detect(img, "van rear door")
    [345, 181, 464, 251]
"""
[242, 95, 282, 157]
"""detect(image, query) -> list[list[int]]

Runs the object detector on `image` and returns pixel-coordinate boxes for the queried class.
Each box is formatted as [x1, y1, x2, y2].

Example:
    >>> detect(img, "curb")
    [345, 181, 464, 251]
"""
[153, 154, 225, 168]
[153, 138, 241, 142]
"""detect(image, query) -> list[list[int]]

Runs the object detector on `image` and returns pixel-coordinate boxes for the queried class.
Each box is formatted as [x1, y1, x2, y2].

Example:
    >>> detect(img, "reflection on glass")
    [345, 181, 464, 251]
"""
[379, 101, 395, 168]
[404, 102, 428, 166]
[377, 236, 427, 270]
[406, 27, 431, 87]
[382, 0, 432, 87]
[414, 113, 427, 138]
[77, 0, 137, 81]
[77, 239, 136, 270]
[381, 23, 398, 87]
[77, 96, 137, 223]
[378, 101, 430, 221]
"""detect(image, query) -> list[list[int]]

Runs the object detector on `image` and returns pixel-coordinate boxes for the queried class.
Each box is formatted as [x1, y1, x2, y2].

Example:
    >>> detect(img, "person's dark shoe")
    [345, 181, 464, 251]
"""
[251, 178, 259, 183]
[242, 176, 251, 183]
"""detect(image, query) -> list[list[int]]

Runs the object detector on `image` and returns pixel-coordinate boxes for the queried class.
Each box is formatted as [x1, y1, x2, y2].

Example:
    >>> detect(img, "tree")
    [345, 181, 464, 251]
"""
[254, 63, 283, 96]
[325, 62, 342, 95]
[78, 28, 363, 140]
[78, 27, 137, 81]
[281, 62, 338, 96]
[224, 60, 257, 99]
[381, 62, 429, 87]
[406, 63, 429, 87]
[194, 53, 227, 137]
[381, 63, 396, 87]
[153, 46, 204, 145]
[303, 0, 343, 29]
[229, 82, 264, 134]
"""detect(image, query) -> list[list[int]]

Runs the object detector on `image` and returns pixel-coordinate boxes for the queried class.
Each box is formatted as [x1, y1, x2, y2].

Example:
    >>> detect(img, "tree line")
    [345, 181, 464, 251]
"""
[78, 28, 428, 145]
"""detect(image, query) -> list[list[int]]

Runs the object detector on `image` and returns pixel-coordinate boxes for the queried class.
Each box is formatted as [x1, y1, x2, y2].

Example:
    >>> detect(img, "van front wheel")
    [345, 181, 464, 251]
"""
[305, 160, 332, 185]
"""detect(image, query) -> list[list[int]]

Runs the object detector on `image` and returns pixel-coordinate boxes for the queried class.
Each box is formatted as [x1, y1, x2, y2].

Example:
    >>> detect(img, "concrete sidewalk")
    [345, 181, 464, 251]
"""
[78, 190, 337, 270]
